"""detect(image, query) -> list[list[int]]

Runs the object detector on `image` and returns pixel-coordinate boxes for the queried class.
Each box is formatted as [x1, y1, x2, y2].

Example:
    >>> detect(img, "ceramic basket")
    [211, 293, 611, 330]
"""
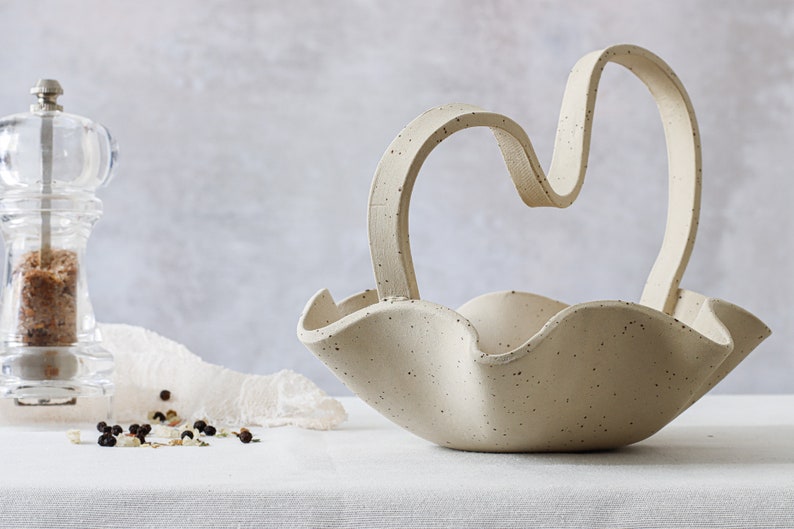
[298, 44, 771, 452]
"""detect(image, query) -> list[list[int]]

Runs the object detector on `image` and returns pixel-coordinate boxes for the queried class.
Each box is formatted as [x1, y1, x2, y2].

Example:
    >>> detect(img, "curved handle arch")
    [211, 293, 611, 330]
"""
[367, 44, 701, 315]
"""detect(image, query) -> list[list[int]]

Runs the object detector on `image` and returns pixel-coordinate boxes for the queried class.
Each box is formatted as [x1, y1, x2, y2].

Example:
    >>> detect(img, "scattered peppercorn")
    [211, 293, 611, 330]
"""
[97, 434, 116, 447]
[90, 418, 249, 447]
[159, 390, 171, 401]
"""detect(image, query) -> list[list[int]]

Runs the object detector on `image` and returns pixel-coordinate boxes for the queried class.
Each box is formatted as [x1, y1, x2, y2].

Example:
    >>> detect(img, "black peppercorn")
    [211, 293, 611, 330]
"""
[152, 411, 166, 422]
[159, 389, 171, 401]
[98, 434, 116, 447]
[129, 424, 140, 435]
[181, 430, 194, 440]
[136, 431, 147, 444]
[204, 425, 217, 436]
[96, 421, 107, 433]
[238, 430, 253, 444]
[193, 420, 207, 433]
[103, 426, 112, 435]
[111, 425, 123, 436]
[139, 424, 152, 435]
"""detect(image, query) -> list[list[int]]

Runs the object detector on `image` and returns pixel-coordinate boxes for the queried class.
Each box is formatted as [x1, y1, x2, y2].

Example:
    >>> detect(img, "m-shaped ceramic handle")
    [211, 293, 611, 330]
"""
[368, 44, 700, 315]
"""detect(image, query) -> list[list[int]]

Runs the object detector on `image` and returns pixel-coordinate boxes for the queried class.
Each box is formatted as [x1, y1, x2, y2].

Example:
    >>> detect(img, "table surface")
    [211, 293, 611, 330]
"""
[0, 395, 792, 529]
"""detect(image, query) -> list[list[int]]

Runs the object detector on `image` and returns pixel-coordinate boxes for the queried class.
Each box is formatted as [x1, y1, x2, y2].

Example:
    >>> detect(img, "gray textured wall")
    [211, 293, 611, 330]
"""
[0, 0, 790, 395]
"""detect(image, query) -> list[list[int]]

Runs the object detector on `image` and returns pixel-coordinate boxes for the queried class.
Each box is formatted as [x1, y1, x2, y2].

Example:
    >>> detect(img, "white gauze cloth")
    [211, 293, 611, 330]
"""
[0, 323, 347, 429]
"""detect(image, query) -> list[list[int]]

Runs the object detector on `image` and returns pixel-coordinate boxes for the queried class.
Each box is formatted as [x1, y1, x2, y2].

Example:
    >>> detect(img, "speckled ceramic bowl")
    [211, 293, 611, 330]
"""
[298, 45, 770, 452]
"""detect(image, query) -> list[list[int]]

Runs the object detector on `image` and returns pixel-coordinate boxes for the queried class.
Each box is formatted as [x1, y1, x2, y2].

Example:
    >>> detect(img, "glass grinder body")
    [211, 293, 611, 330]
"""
[0, 80, 118, 406]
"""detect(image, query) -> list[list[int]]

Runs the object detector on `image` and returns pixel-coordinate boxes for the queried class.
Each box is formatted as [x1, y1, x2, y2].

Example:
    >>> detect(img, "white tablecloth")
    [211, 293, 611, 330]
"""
[0, 395, 792, 528]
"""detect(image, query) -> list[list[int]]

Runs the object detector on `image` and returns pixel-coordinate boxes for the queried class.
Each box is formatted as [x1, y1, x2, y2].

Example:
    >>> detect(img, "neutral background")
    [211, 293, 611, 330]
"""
[0, 0, 790, 395]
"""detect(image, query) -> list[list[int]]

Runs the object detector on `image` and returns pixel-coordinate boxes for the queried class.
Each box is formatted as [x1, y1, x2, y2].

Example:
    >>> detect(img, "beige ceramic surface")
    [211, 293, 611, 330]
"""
[297, 44, 771, 452]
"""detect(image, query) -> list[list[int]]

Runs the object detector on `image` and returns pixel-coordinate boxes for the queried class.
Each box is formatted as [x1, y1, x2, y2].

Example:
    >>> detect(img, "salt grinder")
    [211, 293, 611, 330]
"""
[0, 80, 117, 405]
